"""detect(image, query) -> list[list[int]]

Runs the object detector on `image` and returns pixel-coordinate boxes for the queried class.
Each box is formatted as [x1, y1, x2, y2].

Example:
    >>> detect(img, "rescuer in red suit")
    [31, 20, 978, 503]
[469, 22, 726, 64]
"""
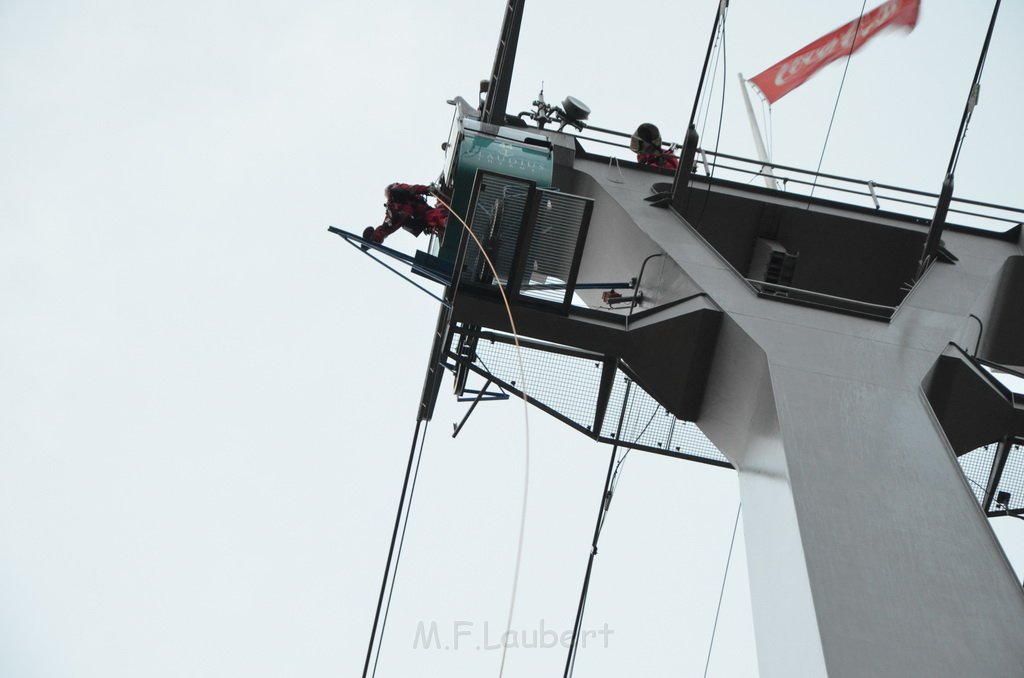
[631, 122, 681, 170]
[363, 183, 448, 245]
[636, 150, 680, 170]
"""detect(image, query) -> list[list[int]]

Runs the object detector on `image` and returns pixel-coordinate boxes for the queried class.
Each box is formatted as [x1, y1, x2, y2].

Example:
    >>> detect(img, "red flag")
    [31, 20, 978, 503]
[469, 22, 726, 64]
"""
[749, 0, 920, 104]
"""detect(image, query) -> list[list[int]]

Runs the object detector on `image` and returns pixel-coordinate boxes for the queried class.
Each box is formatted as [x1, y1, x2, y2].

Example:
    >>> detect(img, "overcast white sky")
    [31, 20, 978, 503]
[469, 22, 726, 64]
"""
[2, 1, 1023, 677]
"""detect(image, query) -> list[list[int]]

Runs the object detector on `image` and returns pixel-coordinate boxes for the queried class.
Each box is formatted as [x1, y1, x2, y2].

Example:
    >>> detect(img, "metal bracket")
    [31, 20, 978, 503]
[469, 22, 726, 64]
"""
[452, 378, 509, 438]
[327, 226, 451, 306]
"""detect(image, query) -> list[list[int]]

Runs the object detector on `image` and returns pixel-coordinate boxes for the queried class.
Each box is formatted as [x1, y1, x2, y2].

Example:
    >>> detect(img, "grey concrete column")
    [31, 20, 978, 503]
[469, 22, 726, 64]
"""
[700, 314, 1024, 678]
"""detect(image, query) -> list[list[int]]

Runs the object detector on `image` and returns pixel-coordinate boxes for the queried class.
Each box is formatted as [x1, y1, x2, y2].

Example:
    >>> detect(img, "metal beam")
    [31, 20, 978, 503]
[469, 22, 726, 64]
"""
[481, 0, 526, 125]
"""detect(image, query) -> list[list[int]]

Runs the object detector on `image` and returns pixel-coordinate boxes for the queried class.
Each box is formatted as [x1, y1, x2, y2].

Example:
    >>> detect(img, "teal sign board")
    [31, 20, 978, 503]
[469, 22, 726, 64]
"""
[435, 130, 554, 264]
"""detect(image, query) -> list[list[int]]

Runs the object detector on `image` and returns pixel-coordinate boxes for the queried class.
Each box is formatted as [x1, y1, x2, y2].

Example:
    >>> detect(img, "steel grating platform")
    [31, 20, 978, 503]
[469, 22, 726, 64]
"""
[447, 326, 729, 468]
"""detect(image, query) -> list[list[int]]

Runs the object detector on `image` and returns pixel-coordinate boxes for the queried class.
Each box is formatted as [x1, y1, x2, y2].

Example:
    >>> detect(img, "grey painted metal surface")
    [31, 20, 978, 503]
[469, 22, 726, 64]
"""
[574, 156, 1024, 677]
[977, 255, 1024, 371]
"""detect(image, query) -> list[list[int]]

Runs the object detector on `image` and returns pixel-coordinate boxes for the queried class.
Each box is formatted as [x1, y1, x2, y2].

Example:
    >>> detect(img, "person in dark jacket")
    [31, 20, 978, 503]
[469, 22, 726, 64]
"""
[363, 183, 448, 245]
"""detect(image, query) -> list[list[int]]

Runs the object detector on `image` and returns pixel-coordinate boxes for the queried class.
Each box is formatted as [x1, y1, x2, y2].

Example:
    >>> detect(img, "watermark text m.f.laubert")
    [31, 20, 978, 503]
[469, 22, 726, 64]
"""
[413, 620, 613, 651]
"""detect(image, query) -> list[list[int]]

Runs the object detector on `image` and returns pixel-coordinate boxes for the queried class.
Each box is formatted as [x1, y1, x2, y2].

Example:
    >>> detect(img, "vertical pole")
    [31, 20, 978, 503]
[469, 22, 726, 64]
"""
[362, 420, 425, 678]
[482, 0, 526, 125]
[945, 0, 1002, 178]
[672, 0, 726, 212]
[738, 73, 780, 190]
[563, 379, 633, 677]
[917, 173, 954, 280]
[920, 0, 1000, 280]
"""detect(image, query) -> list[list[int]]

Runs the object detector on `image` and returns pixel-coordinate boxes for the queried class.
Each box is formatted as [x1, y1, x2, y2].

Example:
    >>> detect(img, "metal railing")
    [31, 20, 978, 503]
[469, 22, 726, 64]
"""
[561, 123, 1024, 234]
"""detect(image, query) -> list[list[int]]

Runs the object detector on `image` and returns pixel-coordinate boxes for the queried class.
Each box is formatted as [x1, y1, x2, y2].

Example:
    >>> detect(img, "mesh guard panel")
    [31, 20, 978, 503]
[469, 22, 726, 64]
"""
[450, 328, 730, 468]
[958, 443, 997, 506]
[993, 443, 1024, 514]
[957, 440, 1024, 516]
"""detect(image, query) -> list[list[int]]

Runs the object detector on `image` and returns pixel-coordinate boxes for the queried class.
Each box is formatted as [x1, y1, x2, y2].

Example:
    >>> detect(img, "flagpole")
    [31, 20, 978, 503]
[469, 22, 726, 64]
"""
[738, 73, 780, 190]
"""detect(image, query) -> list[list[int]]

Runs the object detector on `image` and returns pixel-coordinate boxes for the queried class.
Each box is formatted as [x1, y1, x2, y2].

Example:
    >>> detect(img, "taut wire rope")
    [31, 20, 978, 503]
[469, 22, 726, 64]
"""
[698, 26, 725, 141]
[362, 419, 428, 678]
[431, 190, 532, 678]
[702, 502, 742, 678]
[808, 0, 868, 202]
[692, 9, 728, 230]
[946, 0, 1001, 178]
[369, 419, 431, 677]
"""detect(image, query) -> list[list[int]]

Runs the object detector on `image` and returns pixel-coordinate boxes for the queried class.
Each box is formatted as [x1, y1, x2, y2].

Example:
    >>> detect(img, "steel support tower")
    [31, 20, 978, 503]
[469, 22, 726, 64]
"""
[350, 2, 1024, 675]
